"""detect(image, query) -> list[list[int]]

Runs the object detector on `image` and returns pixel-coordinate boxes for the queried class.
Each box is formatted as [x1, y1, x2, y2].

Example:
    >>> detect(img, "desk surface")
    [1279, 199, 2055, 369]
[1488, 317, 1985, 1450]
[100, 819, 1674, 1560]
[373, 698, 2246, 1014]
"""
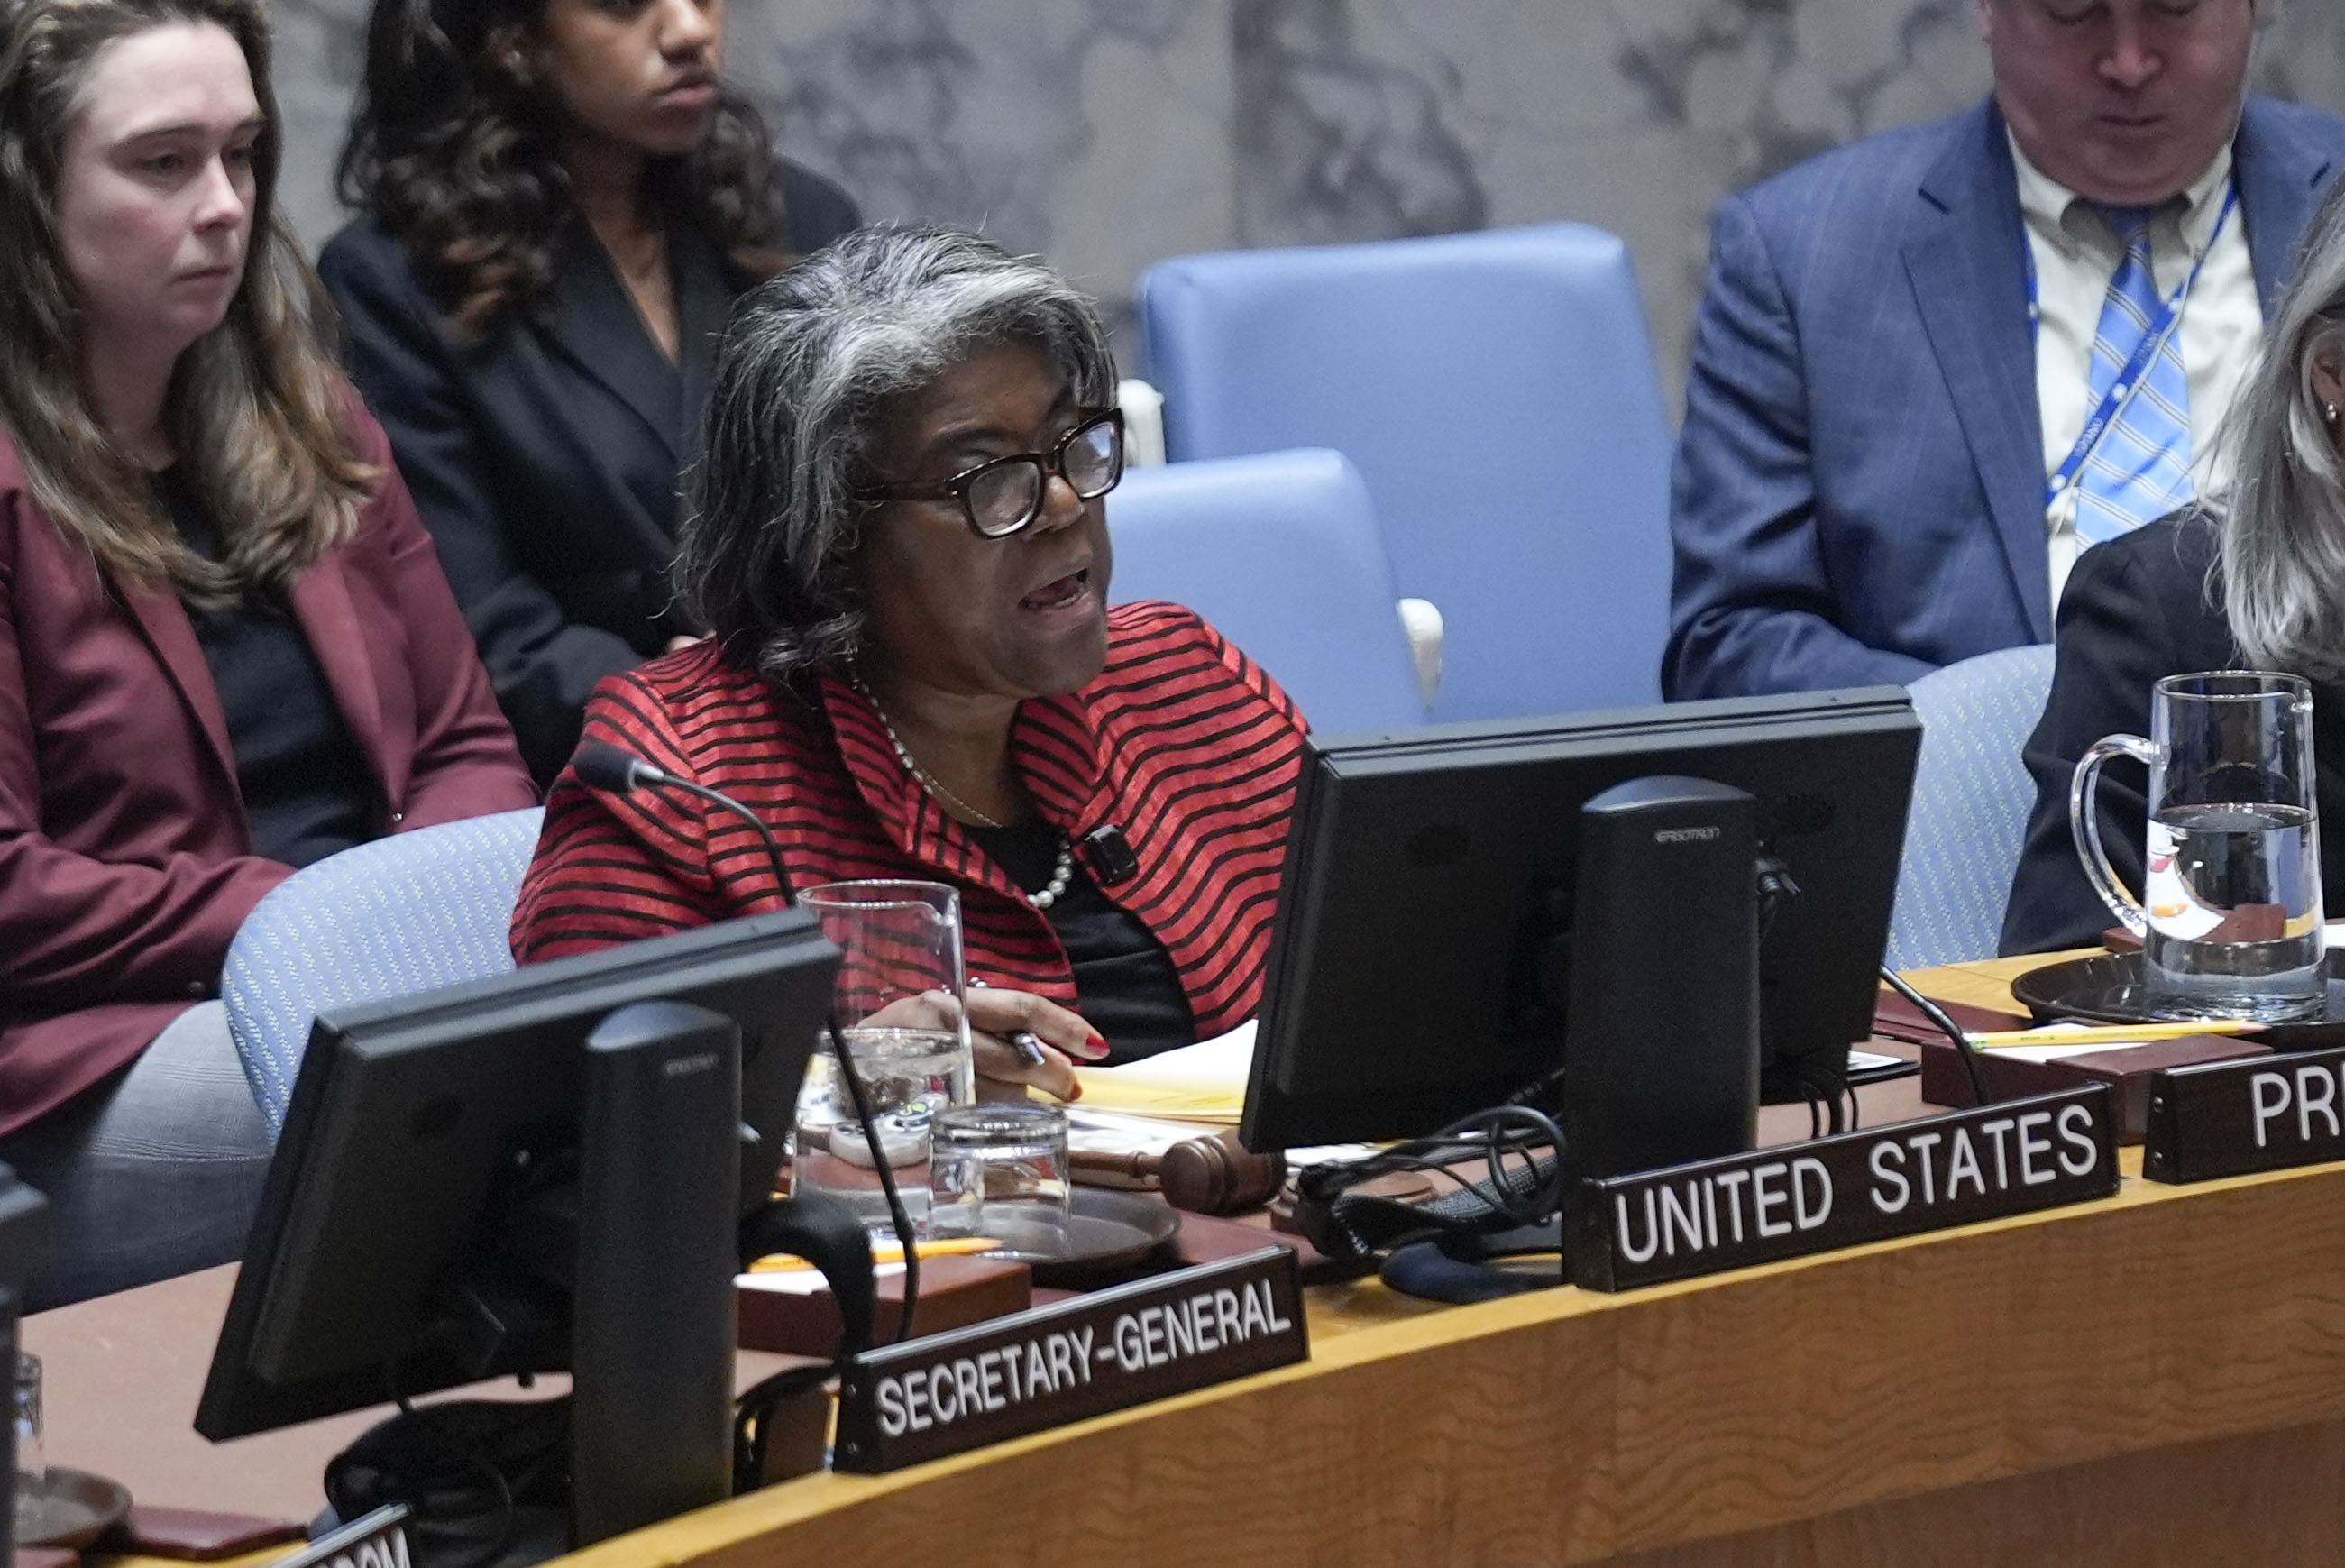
[38, 953, 2345, 1568]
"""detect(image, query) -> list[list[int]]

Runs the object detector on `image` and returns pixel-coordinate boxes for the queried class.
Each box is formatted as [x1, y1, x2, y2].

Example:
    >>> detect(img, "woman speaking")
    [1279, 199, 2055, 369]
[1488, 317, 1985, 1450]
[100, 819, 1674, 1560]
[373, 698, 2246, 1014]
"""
[0, 0, 532, 1305]
[322, 0, 859, 783]
[514, 228, 1307, 1096]
[2003, 177, 2345, 955]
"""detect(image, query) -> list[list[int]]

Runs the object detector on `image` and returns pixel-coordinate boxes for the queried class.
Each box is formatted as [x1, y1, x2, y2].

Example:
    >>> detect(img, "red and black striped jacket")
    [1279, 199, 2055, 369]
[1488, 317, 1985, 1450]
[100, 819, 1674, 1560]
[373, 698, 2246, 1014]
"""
[511, 602, 1306, 1039]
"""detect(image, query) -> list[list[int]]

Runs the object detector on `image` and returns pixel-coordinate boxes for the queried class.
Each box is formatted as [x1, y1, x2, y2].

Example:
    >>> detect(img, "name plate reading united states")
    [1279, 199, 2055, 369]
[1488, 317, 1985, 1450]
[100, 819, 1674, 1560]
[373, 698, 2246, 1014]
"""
[2144, 1044, 2345, 1183]
[1570, 1084, 2119, 1291]
[833, 1246, 1306, 1473]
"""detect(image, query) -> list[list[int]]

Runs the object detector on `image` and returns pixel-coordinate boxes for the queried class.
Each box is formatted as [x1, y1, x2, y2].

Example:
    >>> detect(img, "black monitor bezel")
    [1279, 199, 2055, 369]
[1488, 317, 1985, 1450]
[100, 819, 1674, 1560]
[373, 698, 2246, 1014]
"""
[1241, 686, 1921, 1151]
[197, 911, 837, 1441]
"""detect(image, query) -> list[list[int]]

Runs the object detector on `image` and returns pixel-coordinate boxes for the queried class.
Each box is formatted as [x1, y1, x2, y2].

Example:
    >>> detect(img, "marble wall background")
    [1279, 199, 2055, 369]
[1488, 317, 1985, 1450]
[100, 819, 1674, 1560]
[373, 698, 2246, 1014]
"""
[269, 0, 2345, 410]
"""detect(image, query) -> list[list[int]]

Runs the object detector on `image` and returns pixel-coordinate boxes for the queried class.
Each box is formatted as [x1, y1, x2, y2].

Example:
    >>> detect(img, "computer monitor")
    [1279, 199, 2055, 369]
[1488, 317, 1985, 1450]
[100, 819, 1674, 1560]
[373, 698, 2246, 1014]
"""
[197, 910, 838, 1443]
[1241, 686, 1921, 1151]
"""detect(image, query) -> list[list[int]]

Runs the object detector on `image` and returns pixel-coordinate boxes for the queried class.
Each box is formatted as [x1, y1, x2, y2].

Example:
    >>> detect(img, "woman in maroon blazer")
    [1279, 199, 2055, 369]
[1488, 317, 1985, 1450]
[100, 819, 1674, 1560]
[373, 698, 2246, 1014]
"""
[0, 0, 534, 1307]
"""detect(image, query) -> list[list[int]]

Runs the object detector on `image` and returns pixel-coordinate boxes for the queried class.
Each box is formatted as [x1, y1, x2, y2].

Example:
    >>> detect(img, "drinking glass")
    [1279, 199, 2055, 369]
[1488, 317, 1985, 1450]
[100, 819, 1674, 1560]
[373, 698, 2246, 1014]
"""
[2071, 671, 2325, 1020]
[792, 882, 976, 1237]
[13, 1351, 41, 1543]
[927, 1103, 1072, 1260]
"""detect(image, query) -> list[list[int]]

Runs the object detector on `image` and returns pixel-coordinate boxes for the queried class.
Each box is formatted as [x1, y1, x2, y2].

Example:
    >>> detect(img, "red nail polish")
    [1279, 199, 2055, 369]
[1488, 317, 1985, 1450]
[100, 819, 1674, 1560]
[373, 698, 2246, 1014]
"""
[1085, 1032, 1109, 1059]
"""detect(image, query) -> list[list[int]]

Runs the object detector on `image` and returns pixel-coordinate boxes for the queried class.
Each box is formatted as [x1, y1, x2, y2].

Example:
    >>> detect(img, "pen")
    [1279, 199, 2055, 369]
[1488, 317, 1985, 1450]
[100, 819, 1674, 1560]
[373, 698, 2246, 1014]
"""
[969, 976, 1052, 1066]
[748, 1236, 1003, 1272]
[1964, 1019, 2264, 1050]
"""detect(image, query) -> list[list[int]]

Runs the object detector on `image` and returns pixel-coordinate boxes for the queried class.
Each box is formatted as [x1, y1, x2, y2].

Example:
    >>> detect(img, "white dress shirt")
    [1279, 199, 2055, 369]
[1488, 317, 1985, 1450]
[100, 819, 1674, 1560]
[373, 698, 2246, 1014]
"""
[2011, 133, 2264, 605]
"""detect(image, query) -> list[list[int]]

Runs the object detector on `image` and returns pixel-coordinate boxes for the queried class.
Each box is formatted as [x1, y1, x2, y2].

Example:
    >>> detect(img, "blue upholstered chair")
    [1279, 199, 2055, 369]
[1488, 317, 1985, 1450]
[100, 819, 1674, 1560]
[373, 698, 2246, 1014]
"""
[223, 807, 545, 1134]
[1886, 646, 2059, 970]
[1138, 223, 1672, 724]
[1108, 448, 1428, 735]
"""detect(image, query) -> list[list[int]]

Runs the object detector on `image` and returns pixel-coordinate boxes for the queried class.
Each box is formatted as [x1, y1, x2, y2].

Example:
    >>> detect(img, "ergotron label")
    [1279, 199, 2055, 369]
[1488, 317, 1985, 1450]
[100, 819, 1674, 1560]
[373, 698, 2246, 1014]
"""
[833, 1247, 1307, 1473]
[1571, 1085, 2120, 1291]
[2144, 1044, 2345, 1183]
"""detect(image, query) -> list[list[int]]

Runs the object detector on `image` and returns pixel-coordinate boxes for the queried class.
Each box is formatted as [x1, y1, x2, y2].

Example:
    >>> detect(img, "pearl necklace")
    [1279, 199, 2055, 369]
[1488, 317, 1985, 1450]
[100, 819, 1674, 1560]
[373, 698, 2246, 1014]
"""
[855, 675, 1076, 911]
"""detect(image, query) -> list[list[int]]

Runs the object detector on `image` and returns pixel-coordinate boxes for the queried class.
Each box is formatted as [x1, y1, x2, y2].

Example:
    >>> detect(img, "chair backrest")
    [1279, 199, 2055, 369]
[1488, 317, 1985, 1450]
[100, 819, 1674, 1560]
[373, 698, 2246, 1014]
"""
[1107, 448, 1427, 735]
[1886, 646, 2059, 970]
[223, 807, 545, 1135]
[1140, 223, 1672, 724]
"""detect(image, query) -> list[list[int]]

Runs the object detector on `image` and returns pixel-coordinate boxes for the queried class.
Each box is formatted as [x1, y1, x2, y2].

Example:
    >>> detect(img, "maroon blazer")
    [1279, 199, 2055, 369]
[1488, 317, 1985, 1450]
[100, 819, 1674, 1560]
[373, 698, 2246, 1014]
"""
[0, 410, 536, 1136]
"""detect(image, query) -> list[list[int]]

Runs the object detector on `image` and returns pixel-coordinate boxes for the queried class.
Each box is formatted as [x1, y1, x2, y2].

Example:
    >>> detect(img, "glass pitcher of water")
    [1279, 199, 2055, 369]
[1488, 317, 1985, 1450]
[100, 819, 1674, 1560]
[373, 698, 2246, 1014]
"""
[792, 881, 976, 1236]
[2070, 671, 2324, 1020]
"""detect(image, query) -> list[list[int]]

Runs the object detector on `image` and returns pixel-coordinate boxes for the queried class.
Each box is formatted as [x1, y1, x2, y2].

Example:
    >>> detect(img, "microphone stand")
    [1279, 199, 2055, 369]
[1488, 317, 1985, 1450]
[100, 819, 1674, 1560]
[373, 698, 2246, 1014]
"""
[570, 743, 922, 1340]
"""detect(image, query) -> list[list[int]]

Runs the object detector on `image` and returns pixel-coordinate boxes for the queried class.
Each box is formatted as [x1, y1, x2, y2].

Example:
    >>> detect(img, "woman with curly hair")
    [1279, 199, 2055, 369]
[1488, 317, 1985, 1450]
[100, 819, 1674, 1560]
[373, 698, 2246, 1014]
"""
[320, 0, 858, 783]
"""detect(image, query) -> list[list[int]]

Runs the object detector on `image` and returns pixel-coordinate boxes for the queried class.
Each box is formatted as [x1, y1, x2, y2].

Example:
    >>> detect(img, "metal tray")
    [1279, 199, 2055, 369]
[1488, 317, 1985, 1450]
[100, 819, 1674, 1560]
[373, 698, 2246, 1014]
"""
[2010, 949, 2345, 1050]
[985, 1187, 1182, 1288]
[21, 1467, 132, 1549]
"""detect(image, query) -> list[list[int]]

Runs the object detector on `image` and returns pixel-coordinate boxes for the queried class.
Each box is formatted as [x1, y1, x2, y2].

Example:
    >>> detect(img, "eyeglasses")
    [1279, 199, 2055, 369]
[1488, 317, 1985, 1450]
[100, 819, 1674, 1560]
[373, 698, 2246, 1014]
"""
[867, 409, 1125, 539]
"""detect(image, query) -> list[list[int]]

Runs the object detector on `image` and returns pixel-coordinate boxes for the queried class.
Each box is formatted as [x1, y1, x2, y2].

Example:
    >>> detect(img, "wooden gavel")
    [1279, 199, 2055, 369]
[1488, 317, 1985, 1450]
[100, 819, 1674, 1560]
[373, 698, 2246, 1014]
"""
[1071, 1132, 1287, 1215]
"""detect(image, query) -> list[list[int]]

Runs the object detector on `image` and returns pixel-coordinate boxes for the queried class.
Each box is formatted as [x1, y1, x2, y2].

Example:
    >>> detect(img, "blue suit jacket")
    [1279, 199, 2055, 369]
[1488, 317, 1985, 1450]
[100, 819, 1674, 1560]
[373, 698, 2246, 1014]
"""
[1664, 96, 2345, 700]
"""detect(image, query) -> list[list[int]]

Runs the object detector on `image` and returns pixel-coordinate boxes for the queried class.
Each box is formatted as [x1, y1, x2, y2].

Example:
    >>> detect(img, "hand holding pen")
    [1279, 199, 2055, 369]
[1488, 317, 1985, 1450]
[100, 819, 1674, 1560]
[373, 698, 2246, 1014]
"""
[964, 977, 1110, 1100]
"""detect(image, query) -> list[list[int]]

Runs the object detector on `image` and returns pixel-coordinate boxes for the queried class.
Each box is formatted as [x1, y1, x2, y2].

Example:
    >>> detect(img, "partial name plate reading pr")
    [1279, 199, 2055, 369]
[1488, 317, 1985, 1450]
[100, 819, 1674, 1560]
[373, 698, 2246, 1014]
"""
[833, 1245, 1307, 1473]
[2144, 1043, 2345, 1183]
[1571, 1084, 2120, 1291]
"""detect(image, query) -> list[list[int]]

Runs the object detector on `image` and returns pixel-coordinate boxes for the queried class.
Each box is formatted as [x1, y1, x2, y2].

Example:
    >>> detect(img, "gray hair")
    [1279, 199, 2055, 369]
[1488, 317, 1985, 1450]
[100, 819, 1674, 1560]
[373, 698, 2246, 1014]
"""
[2218, 174, 2345, 684]
[678, 225, 1118, 679]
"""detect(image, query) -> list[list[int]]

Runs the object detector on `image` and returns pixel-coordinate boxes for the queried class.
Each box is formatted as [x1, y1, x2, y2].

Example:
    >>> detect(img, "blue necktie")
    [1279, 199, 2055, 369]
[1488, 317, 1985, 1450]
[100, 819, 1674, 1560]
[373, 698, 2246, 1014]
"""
[2071, 205, 2194, 547]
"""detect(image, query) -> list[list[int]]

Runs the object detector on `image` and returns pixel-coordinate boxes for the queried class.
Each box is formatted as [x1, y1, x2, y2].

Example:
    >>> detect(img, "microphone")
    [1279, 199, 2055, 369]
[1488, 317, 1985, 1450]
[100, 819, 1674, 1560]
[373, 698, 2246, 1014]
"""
[1079, 824, 1140, 885]
[568, 740, 921, 1334]
[572, 740, 795, 906]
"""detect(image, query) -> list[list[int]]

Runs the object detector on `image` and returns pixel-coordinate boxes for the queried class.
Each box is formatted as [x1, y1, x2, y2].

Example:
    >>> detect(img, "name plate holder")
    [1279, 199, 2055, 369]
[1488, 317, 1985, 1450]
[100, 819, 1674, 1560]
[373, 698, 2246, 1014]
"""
[834, 1246, 1307, 1473]
[2145, 1044, 2345, 1183]
[265, 1507, 411, 1568]
[1571, 1085, 2121, 1291]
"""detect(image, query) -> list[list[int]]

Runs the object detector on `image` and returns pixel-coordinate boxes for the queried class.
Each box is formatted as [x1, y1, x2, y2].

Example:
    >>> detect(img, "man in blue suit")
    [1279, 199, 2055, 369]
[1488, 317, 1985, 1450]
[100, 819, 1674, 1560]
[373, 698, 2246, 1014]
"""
[1665, 0, 2345, 699]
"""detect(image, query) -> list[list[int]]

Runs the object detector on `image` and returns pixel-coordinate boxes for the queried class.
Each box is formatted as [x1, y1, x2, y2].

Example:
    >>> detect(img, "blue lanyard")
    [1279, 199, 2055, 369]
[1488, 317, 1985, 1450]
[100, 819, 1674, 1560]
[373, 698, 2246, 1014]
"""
[2031, 181, 2239, 508]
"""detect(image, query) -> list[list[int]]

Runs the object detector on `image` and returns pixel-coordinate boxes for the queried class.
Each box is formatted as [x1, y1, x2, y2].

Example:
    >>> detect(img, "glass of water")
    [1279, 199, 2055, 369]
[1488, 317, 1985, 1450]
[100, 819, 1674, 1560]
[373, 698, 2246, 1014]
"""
[14, 1351, 42, 1544]
[2071, 671, 2324, 1020]
[928, 1102, 1072, 1260]
[793, 882, 976, 1237]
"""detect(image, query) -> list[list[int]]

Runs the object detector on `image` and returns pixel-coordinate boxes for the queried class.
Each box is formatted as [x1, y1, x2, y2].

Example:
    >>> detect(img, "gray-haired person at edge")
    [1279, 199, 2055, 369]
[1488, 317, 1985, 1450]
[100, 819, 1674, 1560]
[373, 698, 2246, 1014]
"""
[2002, 170, 2345, 955]
[321, 0, 859, 784]
[1666, 0, 2345, 700]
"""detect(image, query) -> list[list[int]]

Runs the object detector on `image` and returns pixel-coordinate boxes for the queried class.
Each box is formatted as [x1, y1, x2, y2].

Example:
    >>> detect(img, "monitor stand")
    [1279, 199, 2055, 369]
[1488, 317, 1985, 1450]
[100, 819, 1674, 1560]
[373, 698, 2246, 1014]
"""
[318, 1003, 745, 1568]
[569, 1000, 743, 1548]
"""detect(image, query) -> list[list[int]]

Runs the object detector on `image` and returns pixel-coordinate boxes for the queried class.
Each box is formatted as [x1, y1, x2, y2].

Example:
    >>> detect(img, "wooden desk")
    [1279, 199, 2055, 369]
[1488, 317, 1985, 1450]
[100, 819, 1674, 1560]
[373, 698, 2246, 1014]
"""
[40, 955, 2345, 1566]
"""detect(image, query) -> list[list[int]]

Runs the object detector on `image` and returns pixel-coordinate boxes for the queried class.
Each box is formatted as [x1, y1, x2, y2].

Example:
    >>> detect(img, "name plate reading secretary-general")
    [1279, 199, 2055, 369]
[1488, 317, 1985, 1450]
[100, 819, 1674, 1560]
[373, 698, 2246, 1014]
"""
[1571, 1085, 2120, 1291]
[2144, 1043, 2345, 1183]
[833, 1247, 1307, 1473]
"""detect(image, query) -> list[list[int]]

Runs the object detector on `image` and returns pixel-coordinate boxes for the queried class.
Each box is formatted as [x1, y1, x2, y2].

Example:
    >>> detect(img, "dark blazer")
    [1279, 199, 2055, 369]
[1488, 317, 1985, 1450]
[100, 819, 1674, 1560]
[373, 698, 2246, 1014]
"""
[318, 162, 859, 783]
[0, 410, 536, 1137]
[1666, 96, 2345, 700]
[2001, 511, 2345, 955]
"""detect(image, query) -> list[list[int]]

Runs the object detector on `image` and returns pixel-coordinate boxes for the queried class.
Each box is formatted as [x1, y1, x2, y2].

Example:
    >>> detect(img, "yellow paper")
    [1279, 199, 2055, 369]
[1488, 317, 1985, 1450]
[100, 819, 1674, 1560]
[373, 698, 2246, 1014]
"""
[1070, 1021, 1255, 1123]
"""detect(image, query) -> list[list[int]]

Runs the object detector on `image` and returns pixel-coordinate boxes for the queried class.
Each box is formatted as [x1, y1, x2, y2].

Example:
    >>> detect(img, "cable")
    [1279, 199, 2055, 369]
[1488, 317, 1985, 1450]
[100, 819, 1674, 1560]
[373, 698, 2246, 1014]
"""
[572, 741, 918, 1343]
[1880, 965, 1988, 1106]
[821, 1014, 921, 1343]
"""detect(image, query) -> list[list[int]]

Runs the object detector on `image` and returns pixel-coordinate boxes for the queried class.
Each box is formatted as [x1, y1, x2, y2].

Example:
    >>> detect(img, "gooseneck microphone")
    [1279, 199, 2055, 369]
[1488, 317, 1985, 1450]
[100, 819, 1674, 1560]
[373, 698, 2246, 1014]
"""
[573, 740, 796, 906]
[568, 738, 921, 1339]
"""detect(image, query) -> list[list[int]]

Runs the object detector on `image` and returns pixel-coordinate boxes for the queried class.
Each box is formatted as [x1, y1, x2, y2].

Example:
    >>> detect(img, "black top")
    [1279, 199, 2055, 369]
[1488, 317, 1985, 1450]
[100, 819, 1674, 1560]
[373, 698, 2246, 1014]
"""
[318, 160, 860, 784]
[2001, 510, 2345, 954]
[155, 468, 378, 867]
[968, 818, 1196, 1062]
